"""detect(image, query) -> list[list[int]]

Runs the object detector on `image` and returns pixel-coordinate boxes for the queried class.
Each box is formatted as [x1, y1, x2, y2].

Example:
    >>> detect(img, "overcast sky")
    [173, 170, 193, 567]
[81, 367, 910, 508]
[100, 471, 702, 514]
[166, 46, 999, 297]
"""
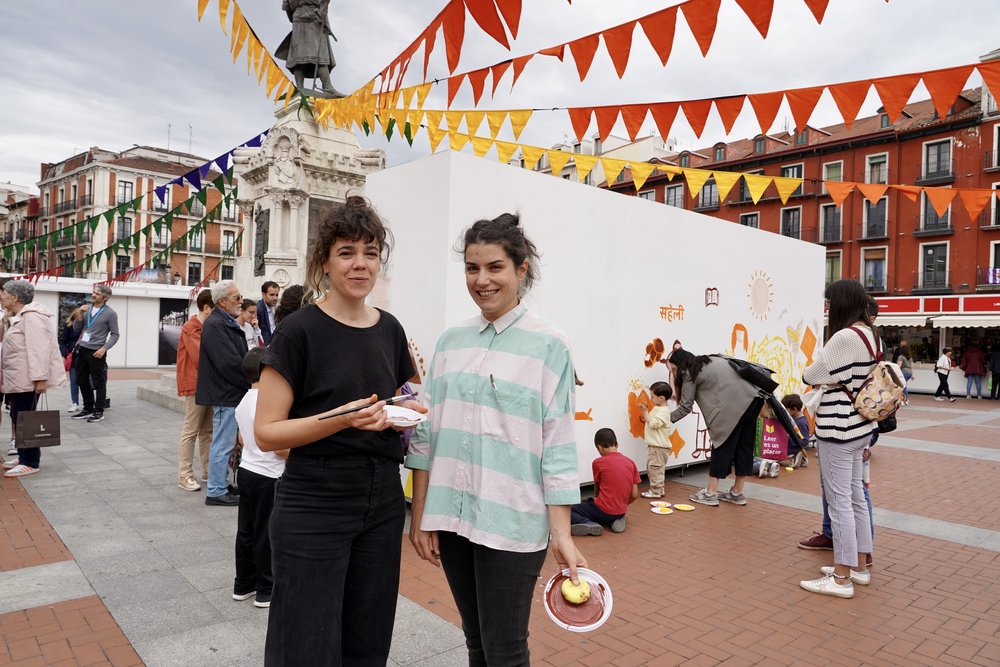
[2, 0, 999, 193]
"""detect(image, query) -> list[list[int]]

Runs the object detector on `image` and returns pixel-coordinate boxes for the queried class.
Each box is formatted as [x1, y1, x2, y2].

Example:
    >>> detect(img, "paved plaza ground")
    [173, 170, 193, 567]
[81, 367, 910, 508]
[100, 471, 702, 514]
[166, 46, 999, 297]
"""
[1, 373, 999, 666]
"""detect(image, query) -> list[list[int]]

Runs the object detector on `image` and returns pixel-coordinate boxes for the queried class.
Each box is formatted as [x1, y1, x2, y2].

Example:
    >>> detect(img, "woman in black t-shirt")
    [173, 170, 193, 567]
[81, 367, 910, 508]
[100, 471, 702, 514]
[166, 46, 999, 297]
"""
[255, 197, 423, 667]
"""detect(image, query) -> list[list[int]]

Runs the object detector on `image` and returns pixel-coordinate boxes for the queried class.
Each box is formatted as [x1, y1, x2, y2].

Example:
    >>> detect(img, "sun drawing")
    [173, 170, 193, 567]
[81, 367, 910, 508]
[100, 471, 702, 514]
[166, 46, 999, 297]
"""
[747, 270, 774, 321]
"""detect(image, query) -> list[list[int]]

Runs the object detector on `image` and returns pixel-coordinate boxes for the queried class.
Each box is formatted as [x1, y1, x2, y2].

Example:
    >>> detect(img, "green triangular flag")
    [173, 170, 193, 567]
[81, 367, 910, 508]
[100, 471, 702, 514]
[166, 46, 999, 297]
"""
[212, 174, 226, 193]
[26, 239, 35, 252]
[90, 217, 99, 232]
[130, 197, 142, 212]
[3, 246, 11, 262]
[384, 118, 396, 141]
[196, 189, 208, 206]
[403, 122, 414, 147]
[103, 210, 115, 224]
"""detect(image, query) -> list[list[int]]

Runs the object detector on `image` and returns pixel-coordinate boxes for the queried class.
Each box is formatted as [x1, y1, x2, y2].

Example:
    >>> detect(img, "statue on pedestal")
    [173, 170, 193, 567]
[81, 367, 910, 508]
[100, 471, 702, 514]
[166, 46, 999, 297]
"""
[254, 206, 270, 277]
[275, 0, 346, 99]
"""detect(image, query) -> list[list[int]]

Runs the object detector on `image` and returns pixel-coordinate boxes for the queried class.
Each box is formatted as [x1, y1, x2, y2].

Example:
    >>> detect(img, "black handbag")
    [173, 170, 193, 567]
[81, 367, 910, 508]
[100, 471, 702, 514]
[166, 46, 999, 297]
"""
[877, 413, 897, 433]
[713, 355, 780, 393]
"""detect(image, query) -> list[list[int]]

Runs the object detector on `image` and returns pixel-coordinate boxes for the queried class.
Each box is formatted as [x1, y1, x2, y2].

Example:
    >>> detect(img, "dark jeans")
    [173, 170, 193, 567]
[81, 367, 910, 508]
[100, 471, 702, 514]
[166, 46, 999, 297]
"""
[571, 497, 623, 526]
[264, 454, 404, 667]
[934, 372, 953, 398]
[75, 347, 107, 413]
[437, 531, 548, 667]
[709, 397, 765, 479]
[234, 467, 277, 596]
[993, 373, 1000, 400]
[10, 392, 40, 468]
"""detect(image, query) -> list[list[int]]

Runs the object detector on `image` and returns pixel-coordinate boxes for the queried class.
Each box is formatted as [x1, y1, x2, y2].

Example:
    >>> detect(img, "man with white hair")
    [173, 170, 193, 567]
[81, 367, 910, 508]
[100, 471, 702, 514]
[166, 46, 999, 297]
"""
[196, 281, 250, 506]
[71, 283, 119, 424]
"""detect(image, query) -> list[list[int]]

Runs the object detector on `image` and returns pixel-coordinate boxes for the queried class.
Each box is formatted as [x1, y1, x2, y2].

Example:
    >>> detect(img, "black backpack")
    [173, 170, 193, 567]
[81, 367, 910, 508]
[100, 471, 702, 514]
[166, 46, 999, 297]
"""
[711, 355, 779, 393]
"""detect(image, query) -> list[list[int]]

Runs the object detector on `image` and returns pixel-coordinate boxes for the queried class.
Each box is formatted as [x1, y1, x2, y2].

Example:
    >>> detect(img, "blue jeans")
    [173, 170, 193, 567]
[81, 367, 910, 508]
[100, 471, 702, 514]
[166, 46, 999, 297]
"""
[571, 497, 623, 526]
[438, 531, 548, 667]
[819, 446, 874, 542]
[265, 454, 404, 667]
[967, 374, 983, 397]
[902, 372, 912, 398]
[207, 406, 237, 498]
[68, 365, 79, 405]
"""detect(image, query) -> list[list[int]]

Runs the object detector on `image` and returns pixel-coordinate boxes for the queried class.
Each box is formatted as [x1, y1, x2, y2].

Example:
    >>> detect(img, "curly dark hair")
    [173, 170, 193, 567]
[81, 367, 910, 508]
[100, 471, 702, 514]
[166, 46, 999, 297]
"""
[455, 212, 540, 296]
[305, 195, 393, 299]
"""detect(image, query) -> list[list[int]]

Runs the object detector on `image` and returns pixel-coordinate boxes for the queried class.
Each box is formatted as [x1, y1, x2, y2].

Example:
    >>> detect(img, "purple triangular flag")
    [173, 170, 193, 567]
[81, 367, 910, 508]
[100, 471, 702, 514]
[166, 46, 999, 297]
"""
[185, 170, 201, 191]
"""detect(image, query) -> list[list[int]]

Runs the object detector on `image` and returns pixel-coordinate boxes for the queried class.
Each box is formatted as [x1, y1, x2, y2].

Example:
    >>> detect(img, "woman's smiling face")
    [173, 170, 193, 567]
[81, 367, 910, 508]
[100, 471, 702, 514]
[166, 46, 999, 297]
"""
[464, 243, 527, 322]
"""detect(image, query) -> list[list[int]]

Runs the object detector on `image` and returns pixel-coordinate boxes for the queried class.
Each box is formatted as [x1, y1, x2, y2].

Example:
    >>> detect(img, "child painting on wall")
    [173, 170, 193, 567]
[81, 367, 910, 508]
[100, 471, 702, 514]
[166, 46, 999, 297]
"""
[637, 381, 675, 498]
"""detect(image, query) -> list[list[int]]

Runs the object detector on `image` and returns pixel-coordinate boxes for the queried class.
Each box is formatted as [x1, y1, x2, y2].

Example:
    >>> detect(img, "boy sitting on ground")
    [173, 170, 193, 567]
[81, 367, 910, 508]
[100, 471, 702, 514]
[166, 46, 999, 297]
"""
[778, 394, 810, 468]
[570, 428, 640, 536]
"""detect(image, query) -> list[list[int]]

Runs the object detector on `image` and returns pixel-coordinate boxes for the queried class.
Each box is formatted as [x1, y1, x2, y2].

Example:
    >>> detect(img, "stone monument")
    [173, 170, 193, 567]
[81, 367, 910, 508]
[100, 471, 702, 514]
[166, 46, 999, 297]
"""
[232, 104, 385, 294]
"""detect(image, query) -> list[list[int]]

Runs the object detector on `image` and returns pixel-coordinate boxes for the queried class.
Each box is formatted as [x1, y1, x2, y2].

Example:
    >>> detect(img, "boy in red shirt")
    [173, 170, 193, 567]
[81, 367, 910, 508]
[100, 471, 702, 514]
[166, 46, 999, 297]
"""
[570, 428, 640, 536]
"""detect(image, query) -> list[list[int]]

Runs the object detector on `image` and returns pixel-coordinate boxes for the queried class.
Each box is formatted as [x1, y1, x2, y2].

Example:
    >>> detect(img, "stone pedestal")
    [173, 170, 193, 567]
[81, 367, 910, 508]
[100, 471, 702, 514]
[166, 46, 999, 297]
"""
[232, 103, 385, 292]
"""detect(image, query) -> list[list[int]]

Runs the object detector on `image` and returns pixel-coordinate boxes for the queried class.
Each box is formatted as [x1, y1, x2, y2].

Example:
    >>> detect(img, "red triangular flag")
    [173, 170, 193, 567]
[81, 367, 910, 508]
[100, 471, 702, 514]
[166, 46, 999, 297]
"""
[510, 54, 533, 90]
[649, 102, 679, 141]
[568, 34, 600, 82]
[568, 108, 593, 143]
[490, 60, 512, 97]
[828, 80, 871, 129]
[748, 91, 784, 135]
[638, 6, 677, 67]
[464, 0, 510, 50]
[735, 0, 774, 38]
[803, 0, 830, 23]
[979, 60, 1000, 108]
[442, 2, 466, 74]
[446, 73, 466, 107]
[602, 21, 636, 79]
[621, 104, 649, 142]
[538, 44, 566, 61]
[594, 106, 621, 142]
[785, 85, 825, 133]
[422, 21, 440, 80]
[679, 0, 721, 58]
[467, 67, 490, 106]
[873, 73, 921, 123]
[495, 0, 522, 40]
[922, 65, 975, 119]
[714, 95, 746, 134]
[681, 99, 713, 139]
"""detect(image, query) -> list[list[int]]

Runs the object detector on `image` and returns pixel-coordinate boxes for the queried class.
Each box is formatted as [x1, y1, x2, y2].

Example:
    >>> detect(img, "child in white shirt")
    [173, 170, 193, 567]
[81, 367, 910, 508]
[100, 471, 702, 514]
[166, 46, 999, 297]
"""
[638, 382, 675, 498]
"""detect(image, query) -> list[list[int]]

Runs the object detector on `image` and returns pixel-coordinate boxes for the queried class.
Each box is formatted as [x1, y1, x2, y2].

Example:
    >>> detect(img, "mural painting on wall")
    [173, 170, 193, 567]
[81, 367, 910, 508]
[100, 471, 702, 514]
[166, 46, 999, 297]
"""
[407, 338, 427, 385]
[158, 298, 190, 365]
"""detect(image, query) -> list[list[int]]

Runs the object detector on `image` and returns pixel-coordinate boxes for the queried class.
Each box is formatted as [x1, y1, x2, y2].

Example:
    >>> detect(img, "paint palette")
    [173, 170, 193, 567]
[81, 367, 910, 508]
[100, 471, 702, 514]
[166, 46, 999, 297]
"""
[650, 506, 673, 515]
[383, 406, 427, 427]
[673, 504, 696, 512]
[649, 501, 671, 508]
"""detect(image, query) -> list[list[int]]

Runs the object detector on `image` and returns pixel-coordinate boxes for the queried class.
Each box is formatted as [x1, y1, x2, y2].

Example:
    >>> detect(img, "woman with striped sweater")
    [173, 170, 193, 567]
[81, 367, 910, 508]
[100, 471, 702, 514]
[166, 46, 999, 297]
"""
[799, 279, 877, 598]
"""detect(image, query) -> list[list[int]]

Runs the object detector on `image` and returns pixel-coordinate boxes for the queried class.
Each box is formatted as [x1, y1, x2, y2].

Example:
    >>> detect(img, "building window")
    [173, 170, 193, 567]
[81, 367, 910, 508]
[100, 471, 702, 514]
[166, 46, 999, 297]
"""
[593, 138, 602, 155]
[190, 199, 205, 217]
[781, 164, 804, 197]
[880, 114, 891, 128]
[924, 141, 951, 180]
[573, 142, 581, 154]
[825, 253, 841, 286]
[221, 265, 234, 281]
[187, 262, 202, 286]
[665, 185, 684, 208]
[638, 191, 655, 201]
[152, 223, 170, 247]
[739, 213, 759, 229]
[866, 154, 887, 184]
[795, 130, 807, 145]
[754, 137, 765, 153]
[738, 170, 762, 203]
[117, 180, 133, 204]
[114, 255, 130, 276]
[780, 208, 801, 239]
[697, 182, 719, 209]
[714, 146, 725, 161]
[116, 217, 132, 242]
[922, 192, 950, 230]
[821, 204, 841, 242]
[222, 197, 236, 221]
[679, 155, 689, 168]
[189, 227, 204, 252]
[864, 198, 887, 238]
[862, 248, 887, 292]
[154, 187, 171, 212]
[614, 170, 625, 183]
[921, 244, 948, 289]
[223, 230, 236, 252]
[822, 162, 842, 194]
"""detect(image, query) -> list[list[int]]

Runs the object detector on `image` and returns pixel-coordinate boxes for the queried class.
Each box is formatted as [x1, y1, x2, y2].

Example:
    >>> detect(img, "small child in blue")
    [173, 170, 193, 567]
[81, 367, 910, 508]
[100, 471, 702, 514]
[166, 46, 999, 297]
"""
[233, 347, 288, 609]
[779, 393, 810, 468]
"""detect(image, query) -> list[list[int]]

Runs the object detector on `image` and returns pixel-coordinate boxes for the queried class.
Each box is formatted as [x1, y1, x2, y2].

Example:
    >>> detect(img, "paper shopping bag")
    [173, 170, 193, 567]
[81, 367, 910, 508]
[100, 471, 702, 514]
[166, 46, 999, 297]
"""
[757, 417, 788, 461]
[15, 409, 62, 448]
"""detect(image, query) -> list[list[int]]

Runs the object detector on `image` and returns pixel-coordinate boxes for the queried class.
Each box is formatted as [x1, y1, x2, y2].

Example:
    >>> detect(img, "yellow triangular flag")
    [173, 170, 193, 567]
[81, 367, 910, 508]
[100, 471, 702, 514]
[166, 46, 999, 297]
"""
[743, 173, 772, 204]
[425, 110, 444, 136]
[520, 145, 546, 170]
[486, 111, 507, 140]
[402, 86, 416, 110]
[661, 165, 682, 181]
[277, 79, 293, 107]
[407, 109, 425, 136]
[265, 61, 282, 97]
[426, 124, 447, 152]
[465, 111, 486, 135]
[392, 108, 408, 131]
[630, 162, 656, 191]
[248, 36, 263, 77]
[198, 0, 210, 21]
[773, 176, 803, 204]
[495, 141, 519, 164]
[415, 83, 432, 111]
[574, 154, 599, 182]
[449, 132, 470, 152]
[445, 111, 464, 135]
[472, 136, 494, 158]
[508, 110, 533, 141]
[600, 157, 626, 184]
[682, 169, 713, 200]
[219, 0, 231, 35]
[232, 18, 250, 63]
[712, 171, 743, 202]
[548, 150, 573, 176]
[229, 4, 243, 53]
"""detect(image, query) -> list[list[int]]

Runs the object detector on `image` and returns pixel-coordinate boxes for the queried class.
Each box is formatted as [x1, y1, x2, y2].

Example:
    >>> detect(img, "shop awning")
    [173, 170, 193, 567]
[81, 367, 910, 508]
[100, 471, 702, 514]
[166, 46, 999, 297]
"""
[876, 315, 930, 327]
[931, 315, 1000, 328]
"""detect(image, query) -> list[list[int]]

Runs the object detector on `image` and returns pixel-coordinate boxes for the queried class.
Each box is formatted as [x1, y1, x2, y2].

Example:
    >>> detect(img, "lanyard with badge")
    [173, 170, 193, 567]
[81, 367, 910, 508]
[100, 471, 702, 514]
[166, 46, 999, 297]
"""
[81, 304, 104, 344]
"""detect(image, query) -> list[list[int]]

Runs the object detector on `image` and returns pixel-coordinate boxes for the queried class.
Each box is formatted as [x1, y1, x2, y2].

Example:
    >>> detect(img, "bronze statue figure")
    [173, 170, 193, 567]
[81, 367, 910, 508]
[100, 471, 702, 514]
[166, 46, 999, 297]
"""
[275, 0, 346, 99]
[254, 206, 270, 276]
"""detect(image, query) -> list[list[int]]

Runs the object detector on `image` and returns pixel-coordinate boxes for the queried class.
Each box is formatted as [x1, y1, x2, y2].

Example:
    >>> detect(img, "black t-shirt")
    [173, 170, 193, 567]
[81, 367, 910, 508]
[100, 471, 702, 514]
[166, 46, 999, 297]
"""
[263, 304, 415, 462]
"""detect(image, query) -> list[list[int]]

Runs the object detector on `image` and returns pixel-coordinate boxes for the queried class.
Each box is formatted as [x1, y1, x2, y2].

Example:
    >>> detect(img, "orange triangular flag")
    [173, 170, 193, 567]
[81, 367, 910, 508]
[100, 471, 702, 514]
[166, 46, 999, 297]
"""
[714, 96, 746, 134]
[891, 185, 922, 203]
[468, 68, 491, 106]
[219, 0, 230, 35]
[568, 108, 593, 143]
[568, 34, 601, 82]
[422, 21, 440, 80]
[486, 111, 507, 140]
[495, 0, 522, 40]
[465, 0, 510, 50]
[511, 54, 533, 90]
[447, 74, 466, 107]
[229, 4, 244, 53]
[594, 106, 620, 142]
[713, 171, 743, 201]
[828, 80, 871, 129]
[922, 65, 975, 119]
[748, 92, 784, 135]
[548, 150, 573, 176]
[630, 162, 656, 191]
[803, 0, 830, 23]
[734, 0, 774, 38]
[679, 0, 721, 58]
[197, 0, 210, 21]
[600, 157, 626, 184]
[445, 110, 464, 135]
[978, 61, 1000, 110]
[621, 105, 648, 142]
[682, 169, 713, 200]
[539, 44, 566, 61]
[825, 181, 855, 207]
[785, 85, 825, 133]
[449, 132, 470, 152]
[856, 182, 889, 205]
[495, 140, 519, 164]
[602, 21, 636, 79]
[924, 187, 957, 218]
[743, 173, 772, 204]
[958, 189, 995, 221]
[773, 176, 803, 204]
[649, 102, 679, 141]
[638, 6, 677, 67]
[574, 154, 599, 182]
[465, 111, 486, 135]
[490, 60, 513, 97]
[508, 109, 532, 140]
[520, 145, 545, 170]
[471, 136, 494, 158]
[681, 99, 713, 139]
[442, 1, 466, 73]
[873, 73, 920, 123]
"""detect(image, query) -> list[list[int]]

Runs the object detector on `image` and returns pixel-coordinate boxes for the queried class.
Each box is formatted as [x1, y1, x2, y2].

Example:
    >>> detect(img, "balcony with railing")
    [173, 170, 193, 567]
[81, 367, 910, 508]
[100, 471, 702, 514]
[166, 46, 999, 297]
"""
[151, 236, 170, 248]
[799, 227, 819, 243]
[15, 229, 26, 240]
[79, 194, 93, 207]
[116, 193, 133, 205]
[915, 159, 955, 185]
[980, 208, 1000, 229]
[861, 274, 890, 294]
[189, 202, 205, 217]
[819, 220, 841, 244]
[114, 229, 133, 242]
[35, 207, 48, 218]
[79, 231, 92, 244]
[2, 232, 11, 243]
[912, 270, 952, 294]
[860, 165, 888, 184]
[55, 232, 75, 248]
[914, 213, 953, 237]
[53, 199, 77, 214]
[977, 266, 1000, 291]
[856, 220, 889, 241]
[693, 192, 720, 212]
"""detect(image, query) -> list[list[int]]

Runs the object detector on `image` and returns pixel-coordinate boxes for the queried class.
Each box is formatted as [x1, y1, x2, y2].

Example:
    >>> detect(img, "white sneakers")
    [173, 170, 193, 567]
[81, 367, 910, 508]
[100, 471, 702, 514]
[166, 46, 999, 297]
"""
[799, 574, 854, 598]
[68, 403, 80, 412]
[819, 566, 870, 586]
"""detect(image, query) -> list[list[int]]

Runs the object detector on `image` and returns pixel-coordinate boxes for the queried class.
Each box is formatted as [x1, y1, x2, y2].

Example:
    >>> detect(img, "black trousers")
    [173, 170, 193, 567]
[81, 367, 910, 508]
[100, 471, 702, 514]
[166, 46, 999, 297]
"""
[935, 372, 953, 398]
[235, 467, 278, 596]
[75, 347, 107, 412]
[709, 396, 766, 479]
[10, 392, 40, 468]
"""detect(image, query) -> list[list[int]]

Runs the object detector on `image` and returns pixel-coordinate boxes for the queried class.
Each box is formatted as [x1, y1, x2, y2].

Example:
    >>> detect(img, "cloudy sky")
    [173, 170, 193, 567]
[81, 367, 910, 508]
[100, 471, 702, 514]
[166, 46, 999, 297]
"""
[2, 0, 999, 192]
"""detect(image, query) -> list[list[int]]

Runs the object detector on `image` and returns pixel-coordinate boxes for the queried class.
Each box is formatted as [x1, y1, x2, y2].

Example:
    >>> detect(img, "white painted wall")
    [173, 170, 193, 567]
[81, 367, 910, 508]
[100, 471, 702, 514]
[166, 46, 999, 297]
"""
[369, 151, 825, 483]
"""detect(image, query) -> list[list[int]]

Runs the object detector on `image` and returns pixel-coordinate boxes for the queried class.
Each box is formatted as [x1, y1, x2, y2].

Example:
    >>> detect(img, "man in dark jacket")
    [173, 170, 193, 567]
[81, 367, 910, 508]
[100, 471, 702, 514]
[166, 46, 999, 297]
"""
[256, 281, 279, 345]
[196, 280, 250, 506]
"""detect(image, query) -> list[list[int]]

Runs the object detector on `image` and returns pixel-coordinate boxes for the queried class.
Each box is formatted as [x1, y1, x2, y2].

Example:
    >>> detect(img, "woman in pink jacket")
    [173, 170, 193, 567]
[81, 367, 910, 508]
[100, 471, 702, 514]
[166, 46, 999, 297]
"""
[1, 280, 67, 477]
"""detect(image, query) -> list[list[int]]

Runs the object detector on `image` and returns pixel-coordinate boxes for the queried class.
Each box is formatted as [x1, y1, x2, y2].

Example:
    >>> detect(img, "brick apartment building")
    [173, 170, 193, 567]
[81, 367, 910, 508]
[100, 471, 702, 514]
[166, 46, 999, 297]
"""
[12, 146, 241, 285]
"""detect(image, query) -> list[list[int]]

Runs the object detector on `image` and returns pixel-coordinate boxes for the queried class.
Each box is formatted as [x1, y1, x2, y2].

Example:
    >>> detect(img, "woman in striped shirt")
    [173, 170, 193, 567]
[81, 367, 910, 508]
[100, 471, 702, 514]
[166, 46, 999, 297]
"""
[407, 213, 586, 667]
[799, 279, 877, 598]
